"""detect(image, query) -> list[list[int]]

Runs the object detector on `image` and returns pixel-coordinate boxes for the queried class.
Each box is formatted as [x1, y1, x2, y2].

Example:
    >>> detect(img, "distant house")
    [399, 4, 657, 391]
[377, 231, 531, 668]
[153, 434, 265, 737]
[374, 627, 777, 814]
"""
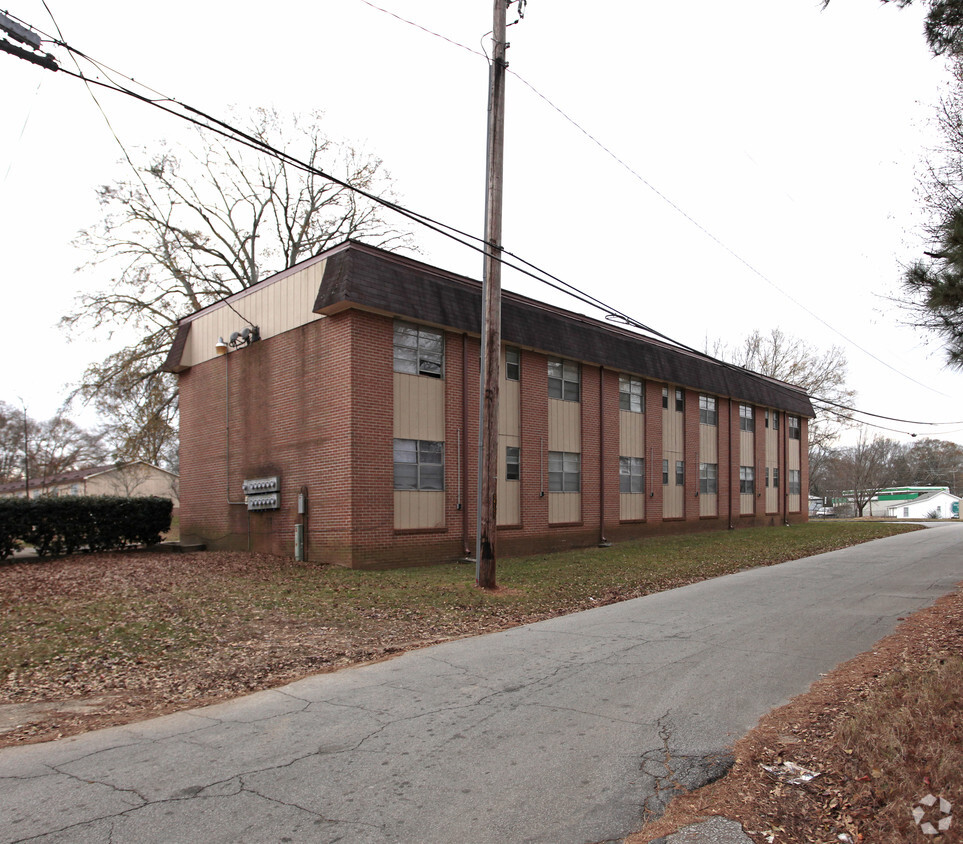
[0, 462, 179, 507]
[839, 486, 955, 518]
[886, 489, 961, 520]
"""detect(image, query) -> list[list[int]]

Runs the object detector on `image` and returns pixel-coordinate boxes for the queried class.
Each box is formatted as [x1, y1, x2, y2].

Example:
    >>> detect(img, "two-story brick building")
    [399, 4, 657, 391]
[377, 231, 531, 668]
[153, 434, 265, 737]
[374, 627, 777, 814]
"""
[164, 240, 813, 568]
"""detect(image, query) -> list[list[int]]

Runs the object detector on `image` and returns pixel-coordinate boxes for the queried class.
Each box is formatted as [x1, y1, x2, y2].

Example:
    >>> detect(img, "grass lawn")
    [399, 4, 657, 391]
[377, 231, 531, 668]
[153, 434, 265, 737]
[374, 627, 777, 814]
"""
[0, 521, 920, 747]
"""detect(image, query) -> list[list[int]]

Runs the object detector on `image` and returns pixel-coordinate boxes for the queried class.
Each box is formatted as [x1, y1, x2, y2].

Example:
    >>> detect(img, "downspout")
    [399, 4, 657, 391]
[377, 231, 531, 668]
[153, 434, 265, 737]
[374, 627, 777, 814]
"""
[598, 366, 609, 546]
[728, 397, 734, 529]
[223, 350, 250, 551]
[782, 412, 789, 525]
[461, 333, 470, 557]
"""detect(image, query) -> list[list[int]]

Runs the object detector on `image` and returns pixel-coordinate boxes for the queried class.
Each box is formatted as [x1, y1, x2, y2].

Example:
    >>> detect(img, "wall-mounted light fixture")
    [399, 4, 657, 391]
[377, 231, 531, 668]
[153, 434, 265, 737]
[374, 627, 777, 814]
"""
[215, 326, 261, 355]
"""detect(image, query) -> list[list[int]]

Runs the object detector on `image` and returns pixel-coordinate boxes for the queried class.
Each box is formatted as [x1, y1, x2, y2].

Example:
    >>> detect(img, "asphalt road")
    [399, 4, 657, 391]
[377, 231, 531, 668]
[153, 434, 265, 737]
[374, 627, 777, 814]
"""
[1, 524, 961, 844]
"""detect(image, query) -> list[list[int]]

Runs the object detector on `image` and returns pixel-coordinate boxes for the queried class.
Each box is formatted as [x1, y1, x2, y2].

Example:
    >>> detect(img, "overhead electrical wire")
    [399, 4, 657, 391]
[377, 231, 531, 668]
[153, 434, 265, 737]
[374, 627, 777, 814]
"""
[4, 13, 962, 436]
[350, 0, 951, 399]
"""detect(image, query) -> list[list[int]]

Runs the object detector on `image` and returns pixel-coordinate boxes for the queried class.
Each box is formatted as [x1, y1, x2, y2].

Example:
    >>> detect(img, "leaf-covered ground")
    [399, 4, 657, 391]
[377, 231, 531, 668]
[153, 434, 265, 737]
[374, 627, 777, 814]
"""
[0, 521, 918, 749]
[631, 581, 963, 844]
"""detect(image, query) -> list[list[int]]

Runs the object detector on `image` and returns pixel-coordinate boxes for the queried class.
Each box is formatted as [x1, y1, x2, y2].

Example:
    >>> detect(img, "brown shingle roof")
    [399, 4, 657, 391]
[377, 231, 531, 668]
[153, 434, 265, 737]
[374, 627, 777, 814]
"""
[313, 242, 815, 417]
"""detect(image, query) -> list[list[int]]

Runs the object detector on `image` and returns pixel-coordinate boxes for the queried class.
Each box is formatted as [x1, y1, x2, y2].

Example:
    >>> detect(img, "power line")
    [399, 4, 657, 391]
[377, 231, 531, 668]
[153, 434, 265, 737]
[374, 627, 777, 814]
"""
[6, 23, 961, 434]
[350, 0, 951, 399]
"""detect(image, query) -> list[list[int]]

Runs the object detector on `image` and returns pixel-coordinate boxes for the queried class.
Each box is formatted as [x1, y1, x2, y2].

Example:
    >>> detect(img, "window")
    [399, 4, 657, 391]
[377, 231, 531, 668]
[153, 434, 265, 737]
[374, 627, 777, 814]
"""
[740, 466, 755, 495]
[765, 467, 770, 488]
[772, 411, 779, 431]
[662, 459, 669, 485]
[506, 446, 520, 481]
[788, 469, 801, 496]
[788, 416, 801, 440]
[675, 388, 684, 412]
[393, 321, 443, 377]
[699, 395, 717, 426]
[505, 347, 520, 381]
[394, 439, 444, 490]
[619, 456, 644, 494]
[699, 463, 718, 494]
[773, 467, 780, 489]
[675, 460, 685, 486]
[765, 410, 770, 429]
[548, 358, 580, 402]
[619, 374, 644, 412]
[739, 404, 754, 432]
[903, 507, 910, 517]
[662, 386, 669, 409]
[548, 451, 580, 492]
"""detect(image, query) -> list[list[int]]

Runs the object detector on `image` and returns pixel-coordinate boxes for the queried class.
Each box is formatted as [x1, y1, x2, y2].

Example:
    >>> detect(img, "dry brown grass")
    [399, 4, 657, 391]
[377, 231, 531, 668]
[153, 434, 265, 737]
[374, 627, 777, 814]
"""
[631, 585, 963, 843]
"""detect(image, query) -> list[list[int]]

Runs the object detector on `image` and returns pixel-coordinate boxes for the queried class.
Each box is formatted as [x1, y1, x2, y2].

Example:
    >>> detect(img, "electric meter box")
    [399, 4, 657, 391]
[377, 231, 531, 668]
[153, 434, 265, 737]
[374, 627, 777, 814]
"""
[243, 477, 280, 511]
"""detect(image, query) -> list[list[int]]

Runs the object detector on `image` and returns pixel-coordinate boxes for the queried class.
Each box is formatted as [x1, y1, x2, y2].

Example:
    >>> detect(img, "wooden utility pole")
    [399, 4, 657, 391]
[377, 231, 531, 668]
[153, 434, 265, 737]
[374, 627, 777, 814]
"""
[476, 0, 509, 588]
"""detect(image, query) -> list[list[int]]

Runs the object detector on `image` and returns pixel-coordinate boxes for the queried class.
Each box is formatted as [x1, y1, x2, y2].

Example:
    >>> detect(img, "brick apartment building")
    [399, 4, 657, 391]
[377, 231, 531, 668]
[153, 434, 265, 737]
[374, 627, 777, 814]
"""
[164, 240, 813, 569]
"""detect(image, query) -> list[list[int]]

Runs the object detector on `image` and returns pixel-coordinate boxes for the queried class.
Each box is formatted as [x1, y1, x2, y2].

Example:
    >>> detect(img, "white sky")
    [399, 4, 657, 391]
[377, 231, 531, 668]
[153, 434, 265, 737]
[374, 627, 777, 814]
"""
[1, 0, 960, 446]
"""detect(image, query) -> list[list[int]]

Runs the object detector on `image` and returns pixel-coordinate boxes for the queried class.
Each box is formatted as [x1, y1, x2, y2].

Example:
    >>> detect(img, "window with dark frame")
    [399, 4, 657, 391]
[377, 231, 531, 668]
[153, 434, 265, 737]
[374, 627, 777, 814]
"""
[788, 416, 801, 440]
[675, 460, 684, 486]
[739, 404, 754, 432]
[788, 469, 801, 495]
[548, 451, 580, 492]
[393, 439, 445, 490]
[619, 456, 644, 494]
[505, 347, 520, 381]
[773, 467, 780, 489]
[506, 446, 520, 481]
[699, 395, 717, 426]
[393, 321, 443, 378]
[619, 374, 644, 412]
[662, 459, 669, 485]
[548, 358, 580, 402]
[699, 462, 718, 494]
[772, 411, 779, 431]
[739, 466, 755, 495]
[675, 388, 684, 412]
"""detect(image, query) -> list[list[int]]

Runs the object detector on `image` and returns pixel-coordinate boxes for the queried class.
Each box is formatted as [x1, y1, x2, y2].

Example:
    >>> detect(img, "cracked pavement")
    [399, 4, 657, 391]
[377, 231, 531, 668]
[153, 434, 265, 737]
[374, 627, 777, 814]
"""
[1, 524, 960, 844]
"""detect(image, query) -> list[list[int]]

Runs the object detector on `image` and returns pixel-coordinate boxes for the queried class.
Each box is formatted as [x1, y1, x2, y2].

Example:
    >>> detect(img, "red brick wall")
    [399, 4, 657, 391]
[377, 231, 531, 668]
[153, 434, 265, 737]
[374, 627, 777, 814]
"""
[178, 311, 809, 568]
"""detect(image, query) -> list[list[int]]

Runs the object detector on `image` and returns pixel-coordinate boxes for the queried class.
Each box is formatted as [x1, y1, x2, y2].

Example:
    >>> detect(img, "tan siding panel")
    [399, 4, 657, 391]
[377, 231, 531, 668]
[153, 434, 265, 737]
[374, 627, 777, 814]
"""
[499, 483, 520, 526]
[741, 492, 755, 515]
[549, 493, 580, 524]
[664, 482, 683, 519]
[620, 410, 645, 457]
[500, 380, 520, 437]
[699, 424, 718, 462]
[700, 492, 718, 517]
[394, 373, 445, 440]
[662, 408, 683, 455]
[548, 399, 581, 452]
[394, 491, 445, 529]
[497, 433, 521, 525]
[788, 439, 801, 471]
[740, 430, 754, 464]
[767, 486, 778, 513]
[620, 493, 645, 521]
[182, 260, 326, 367]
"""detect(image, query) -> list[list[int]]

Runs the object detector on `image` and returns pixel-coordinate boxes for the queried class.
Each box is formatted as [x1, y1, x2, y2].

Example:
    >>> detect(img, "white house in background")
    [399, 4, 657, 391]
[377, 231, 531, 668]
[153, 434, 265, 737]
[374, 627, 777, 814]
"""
[0, 462, 179, 507]
[886, 489, 961, 520]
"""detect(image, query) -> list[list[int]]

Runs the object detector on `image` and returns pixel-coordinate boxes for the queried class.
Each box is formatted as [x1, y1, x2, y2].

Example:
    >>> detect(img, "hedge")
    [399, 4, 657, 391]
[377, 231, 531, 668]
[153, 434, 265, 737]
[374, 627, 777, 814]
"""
[0, 496, 173, 560]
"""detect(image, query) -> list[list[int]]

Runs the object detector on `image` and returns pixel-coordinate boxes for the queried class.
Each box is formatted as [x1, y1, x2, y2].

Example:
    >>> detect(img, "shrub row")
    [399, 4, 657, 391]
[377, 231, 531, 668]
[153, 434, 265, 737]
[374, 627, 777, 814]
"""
[0, 496, 173, 560]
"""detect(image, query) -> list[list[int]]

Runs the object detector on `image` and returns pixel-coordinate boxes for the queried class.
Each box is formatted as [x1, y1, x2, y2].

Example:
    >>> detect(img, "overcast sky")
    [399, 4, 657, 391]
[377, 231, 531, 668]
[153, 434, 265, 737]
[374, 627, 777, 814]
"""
[1, 0, 960, 446]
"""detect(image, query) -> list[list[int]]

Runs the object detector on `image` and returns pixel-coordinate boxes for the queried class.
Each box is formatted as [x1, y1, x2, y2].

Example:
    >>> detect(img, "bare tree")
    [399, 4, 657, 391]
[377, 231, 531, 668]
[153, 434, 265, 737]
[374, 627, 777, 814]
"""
[710, 328, 857, 454]
[0, 402, 104, 487]
[830, 430, 901, 517]
[65, 108, 413, 468]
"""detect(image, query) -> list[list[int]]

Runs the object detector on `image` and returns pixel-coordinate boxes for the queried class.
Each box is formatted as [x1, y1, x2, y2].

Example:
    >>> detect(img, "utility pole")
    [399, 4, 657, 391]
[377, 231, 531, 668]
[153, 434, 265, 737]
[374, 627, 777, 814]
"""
[476, 0, 511, 589]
